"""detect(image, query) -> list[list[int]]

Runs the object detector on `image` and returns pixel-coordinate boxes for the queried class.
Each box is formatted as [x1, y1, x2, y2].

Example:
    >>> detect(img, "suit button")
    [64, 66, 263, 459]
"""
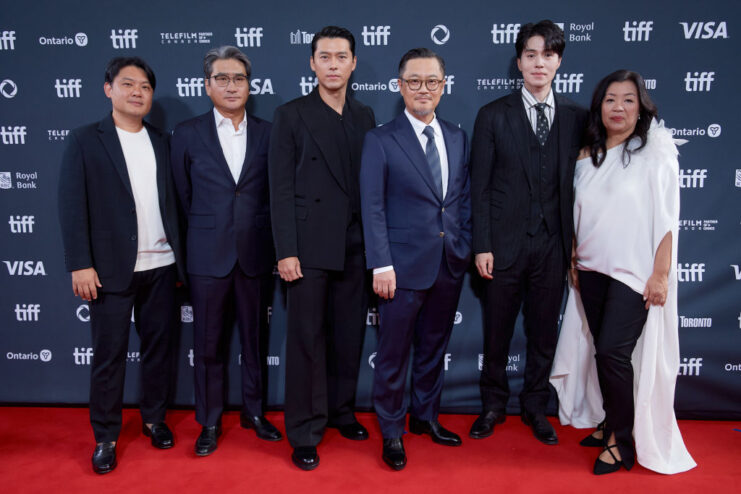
[441, 207, 445, 212]
[130, 235, 137, 241]
[439, 232, 445, 237]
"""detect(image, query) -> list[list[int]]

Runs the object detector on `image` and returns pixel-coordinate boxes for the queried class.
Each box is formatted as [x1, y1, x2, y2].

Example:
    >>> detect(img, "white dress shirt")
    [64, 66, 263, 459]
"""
[521, 86, 556, 133]
[213, 107, 247, 183]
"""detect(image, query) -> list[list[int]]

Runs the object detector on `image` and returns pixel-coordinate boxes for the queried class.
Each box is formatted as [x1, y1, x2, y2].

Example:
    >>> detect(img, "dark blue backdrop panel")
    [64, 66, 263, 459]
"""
[1, 0, 739, 419]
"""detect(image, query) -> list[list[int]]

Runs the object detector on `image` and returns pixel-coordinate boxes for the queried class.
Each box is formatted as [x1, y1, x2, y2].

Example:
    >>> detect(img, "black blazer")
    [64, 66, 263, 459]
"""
[470, 91, 587, 270]
[58, 114, 185, 292]
[269, 88, 375, 271]
[170, 110, 274, 277]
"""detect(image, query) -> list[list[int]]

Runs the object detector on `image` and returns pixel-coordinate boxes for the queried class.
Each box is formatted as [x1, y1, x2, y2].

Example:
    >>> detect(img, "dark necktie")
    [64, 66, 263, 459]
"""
[422, 126, 443, 197]
[534, 103, 549, 146]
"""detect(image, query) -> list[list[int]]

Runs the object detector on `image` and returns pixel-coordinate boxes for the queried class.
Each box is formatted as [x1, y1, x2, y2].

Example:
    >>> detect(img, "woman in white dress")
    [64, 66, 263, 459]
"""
[551, 70, 696, 475]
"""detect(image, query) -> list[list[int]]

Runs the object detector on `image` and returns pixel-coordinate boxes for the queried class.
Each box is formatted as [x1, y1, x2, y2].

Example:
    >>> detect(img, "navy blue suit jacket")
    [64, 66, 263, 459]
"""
[360, 113, 472, 291]
[170, 110, 274, 277]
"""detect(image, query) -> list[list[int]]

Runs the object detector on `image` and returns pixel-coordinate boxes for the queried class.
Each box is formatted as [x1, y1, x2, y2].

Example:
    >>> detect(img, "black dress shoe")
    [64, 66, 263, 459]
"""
[327, 421, 369, 441]
[291, 446, 319, 471]
[593, 444, 625, 475]
[521, 413, 558, 445]
[143, 422, 174, 449]
[408, 416, 462, 446]
[92, 442, 116, 474]
[240, 415, 283, 441]
[469, 410, 506, 439]
[580, 420, 605, 447]
[382, 437, 406, 471]
[195, 425, 222, 456]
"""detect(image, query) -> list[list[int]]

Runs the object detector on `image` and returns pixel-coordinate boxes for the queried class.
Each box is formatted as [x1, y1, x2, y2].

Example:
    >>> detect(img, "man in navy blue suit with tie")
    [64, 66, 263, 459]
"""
[171, 46, 281, 456]
[360, 48, 472, 471]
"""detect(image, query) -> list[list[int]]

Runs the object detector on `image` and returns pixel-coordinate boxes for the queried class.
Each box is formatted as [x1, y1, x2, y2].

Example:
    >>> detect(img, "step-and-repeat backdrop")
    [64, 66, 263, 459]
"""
[1, 0, 739, 419]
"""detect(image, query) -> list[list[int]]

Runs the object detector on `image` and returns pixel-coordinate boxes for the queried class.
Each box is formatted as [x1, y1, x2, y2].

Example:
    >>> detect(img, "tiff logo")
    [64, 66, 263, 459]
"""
[110, 29, 138, 49]
[491, 23, 520, 44]
[73, 347, 93, 365]
[0, 30, 16, 50]
[553, 73, 584, 93]
[235, 27, 263, 47]
[188, 349, 194, 367]
[678, 357, 702, 376]
[299, 76, 318, 96]
[362, 25, 391, 46]
[55, 78, 82, 98]
[15, 303, 40, 321]
[623, 21, 653, 41]
[444, 353, 452, 371]
[679, 169, 707, 188]
[685, 71, 715, 92]
[9, 215, 34, 233]
[0, 126, 27, 144]
[732, 265, 741, 280]
[176, 77, 204, 97]
[677, 263, 705, 282]
[679, 21, 728, 39]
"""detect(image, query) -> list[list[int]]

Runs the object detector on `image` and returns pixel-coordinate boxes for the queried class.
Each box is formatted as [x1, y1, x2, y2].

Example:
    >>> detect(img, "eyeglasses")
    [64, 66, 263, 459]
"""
[209, 74, 249, 88]
[401, 78, 444, 91]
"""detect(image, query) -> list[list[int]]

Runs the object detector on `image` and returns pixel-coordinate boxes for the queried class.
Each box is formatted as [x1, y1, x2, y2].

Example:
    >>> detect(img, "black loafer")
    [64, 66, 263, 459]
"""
[382, 437, 406, 471]
[143, 422, 174, 449]
[521, 412, 558, 445]
[408, 416, 462, 446]
[327, 420, 369, 441]
[291, 446, 319, 471]
[240, 415, 283, 441]
[195, 425, 222, 456]
[469, 410, 506, 439]
[92, 442, 116, 474]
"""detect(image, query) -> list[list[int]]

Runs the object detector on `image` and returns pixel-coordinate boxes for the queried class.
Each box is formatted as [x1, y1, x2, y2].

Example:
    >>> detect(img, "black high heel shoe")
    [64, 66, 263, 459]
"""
[593, 444, 624, 475]
[580, 420, 605, 447]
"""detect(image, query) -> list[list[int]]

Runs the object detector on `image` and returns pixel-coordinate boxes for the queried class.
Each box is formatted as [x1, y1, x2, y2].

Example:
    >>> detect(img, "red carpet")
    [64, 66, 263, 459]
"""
[0, 408, 738, 493]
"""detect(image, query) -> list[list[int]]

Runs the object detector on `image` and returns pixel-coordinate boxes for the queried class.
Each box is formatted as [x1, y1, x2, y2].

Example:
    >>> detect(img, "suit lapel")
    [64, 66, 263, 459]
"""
[195, 110, 237, 185]
[298, 89, 347, 194]
[554, 94, 576, 184]
[237, 114, 264, 185]
[97, 114, 134, 199]
[505, 92, 535, 191]
[391, 114, 442, 203]
[439, 120, 461, 203]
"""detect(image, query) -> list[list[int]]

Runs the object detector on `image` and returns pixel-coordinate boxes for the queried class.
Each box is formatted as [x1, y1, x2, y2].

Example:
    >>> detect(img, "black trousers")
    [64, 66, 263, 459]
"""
[284, 221, 367, 448]
[190, 264, 271, 427]
[89, 263, 177, 443]
[480, 225, 565, 414]
[373, 255, 463, 438]
[578, 270, 648, 471]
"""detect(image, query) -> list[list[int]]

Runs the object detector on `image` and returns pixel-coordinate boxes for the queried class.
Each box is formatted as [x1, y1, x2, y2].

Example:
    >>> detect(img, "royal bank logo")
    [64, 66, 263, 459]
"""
[553, 73, 584, 93]
[735, 169, 741, 188]
[176, 77, 204, 97]
[565, 22, 594, 42]
[679, 169, 707, 188]
[491, 23, 520, 44]
[684, 72, 715, 92]
[55, 78, 82, 98]
[623, 21, 653, 41]
[0, 171, 37, 189]
[160, 31, 212, 45]
[3, 260, 46, 276]
[15, 303, 40, 321]
[679, 21, 728, 39]
[476, 77, 523, 91]
[679, 316, 712, 328]
[181, 305, 193, 323]
[677, 262, 705, 282]
[73, 347, 93, 365]
[678, 357, 702, 376]
[47, 129, 70, 141]
[110, 28, 138, 49]
[0, 126, 27, 144]
[0, 30, 16, 50]
[290, 29, 314, 45]
[8, 215, 34, 233]
[0, 79, 17, 98]
[0, 172, 11, 189]
[299, 75, 318, 96]
[678, 219, 717, 231]
[430, 25, 450, 45]
[38, 32, 88, 47]
[234, 27, 263, 47]
[362, 25, 391, 46]
[76, 304, 90, 322]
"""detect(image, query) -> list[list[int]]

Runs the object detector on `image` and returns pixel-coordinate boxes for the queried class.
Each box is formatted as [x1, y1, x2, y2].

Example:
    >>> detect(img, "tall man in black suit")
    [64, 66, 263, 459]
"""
[58, 57, 185, 474]
[360, 48, 471, 471]
[171, 46, 281, 457]
[269, 26, 376, 471]
[469, 21, 587, 444]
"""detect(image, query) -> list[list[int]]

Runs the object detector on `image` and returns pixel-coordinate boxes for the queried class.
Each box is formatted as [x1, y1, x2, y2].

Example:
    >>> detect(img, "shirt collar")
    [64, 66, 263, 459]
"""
[521, 86, 555, 110]
[404, 108, 441, 137]
[213, 107, 247, 132]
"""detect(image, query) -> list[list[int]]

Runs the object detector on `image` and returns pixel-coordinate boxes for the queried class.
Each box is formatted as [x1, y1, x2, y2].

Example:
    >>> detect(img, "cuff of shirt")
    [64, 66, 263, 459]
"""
[373, 265, 393, 275]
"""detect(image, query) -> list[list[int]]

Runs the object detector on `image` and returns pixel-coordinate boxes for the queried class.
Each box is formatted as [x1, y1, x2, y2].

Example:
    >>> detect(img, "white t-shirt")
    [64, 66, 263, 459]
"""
[116, 126, 175, 272]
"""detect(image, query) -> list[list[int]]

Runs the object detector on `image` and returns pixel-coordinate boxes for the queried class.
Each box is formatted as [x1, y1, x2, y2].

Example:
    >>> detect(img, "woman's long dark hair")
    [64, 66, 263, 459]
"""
[584, 69, 658, 166]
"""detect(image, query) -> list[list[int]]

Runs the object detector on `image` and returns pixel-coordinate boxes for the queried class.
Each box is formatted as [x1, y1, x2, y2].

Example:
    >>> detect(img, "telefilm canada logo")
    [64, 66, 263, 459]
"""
[160, 31, 212, 45]
[477, 77, 524, 91]
[678, 219, 717, 232]
[47, 129, 70, 141]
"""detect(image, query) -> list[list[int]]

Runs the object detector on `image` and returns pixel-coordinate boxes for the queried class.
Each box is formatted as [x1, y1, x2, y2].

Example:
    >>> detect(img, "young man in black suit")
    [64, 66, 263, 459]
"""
[269, 25, 376, 471]
[469, 21, 587, 445]
[58, 57, 185, 474]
